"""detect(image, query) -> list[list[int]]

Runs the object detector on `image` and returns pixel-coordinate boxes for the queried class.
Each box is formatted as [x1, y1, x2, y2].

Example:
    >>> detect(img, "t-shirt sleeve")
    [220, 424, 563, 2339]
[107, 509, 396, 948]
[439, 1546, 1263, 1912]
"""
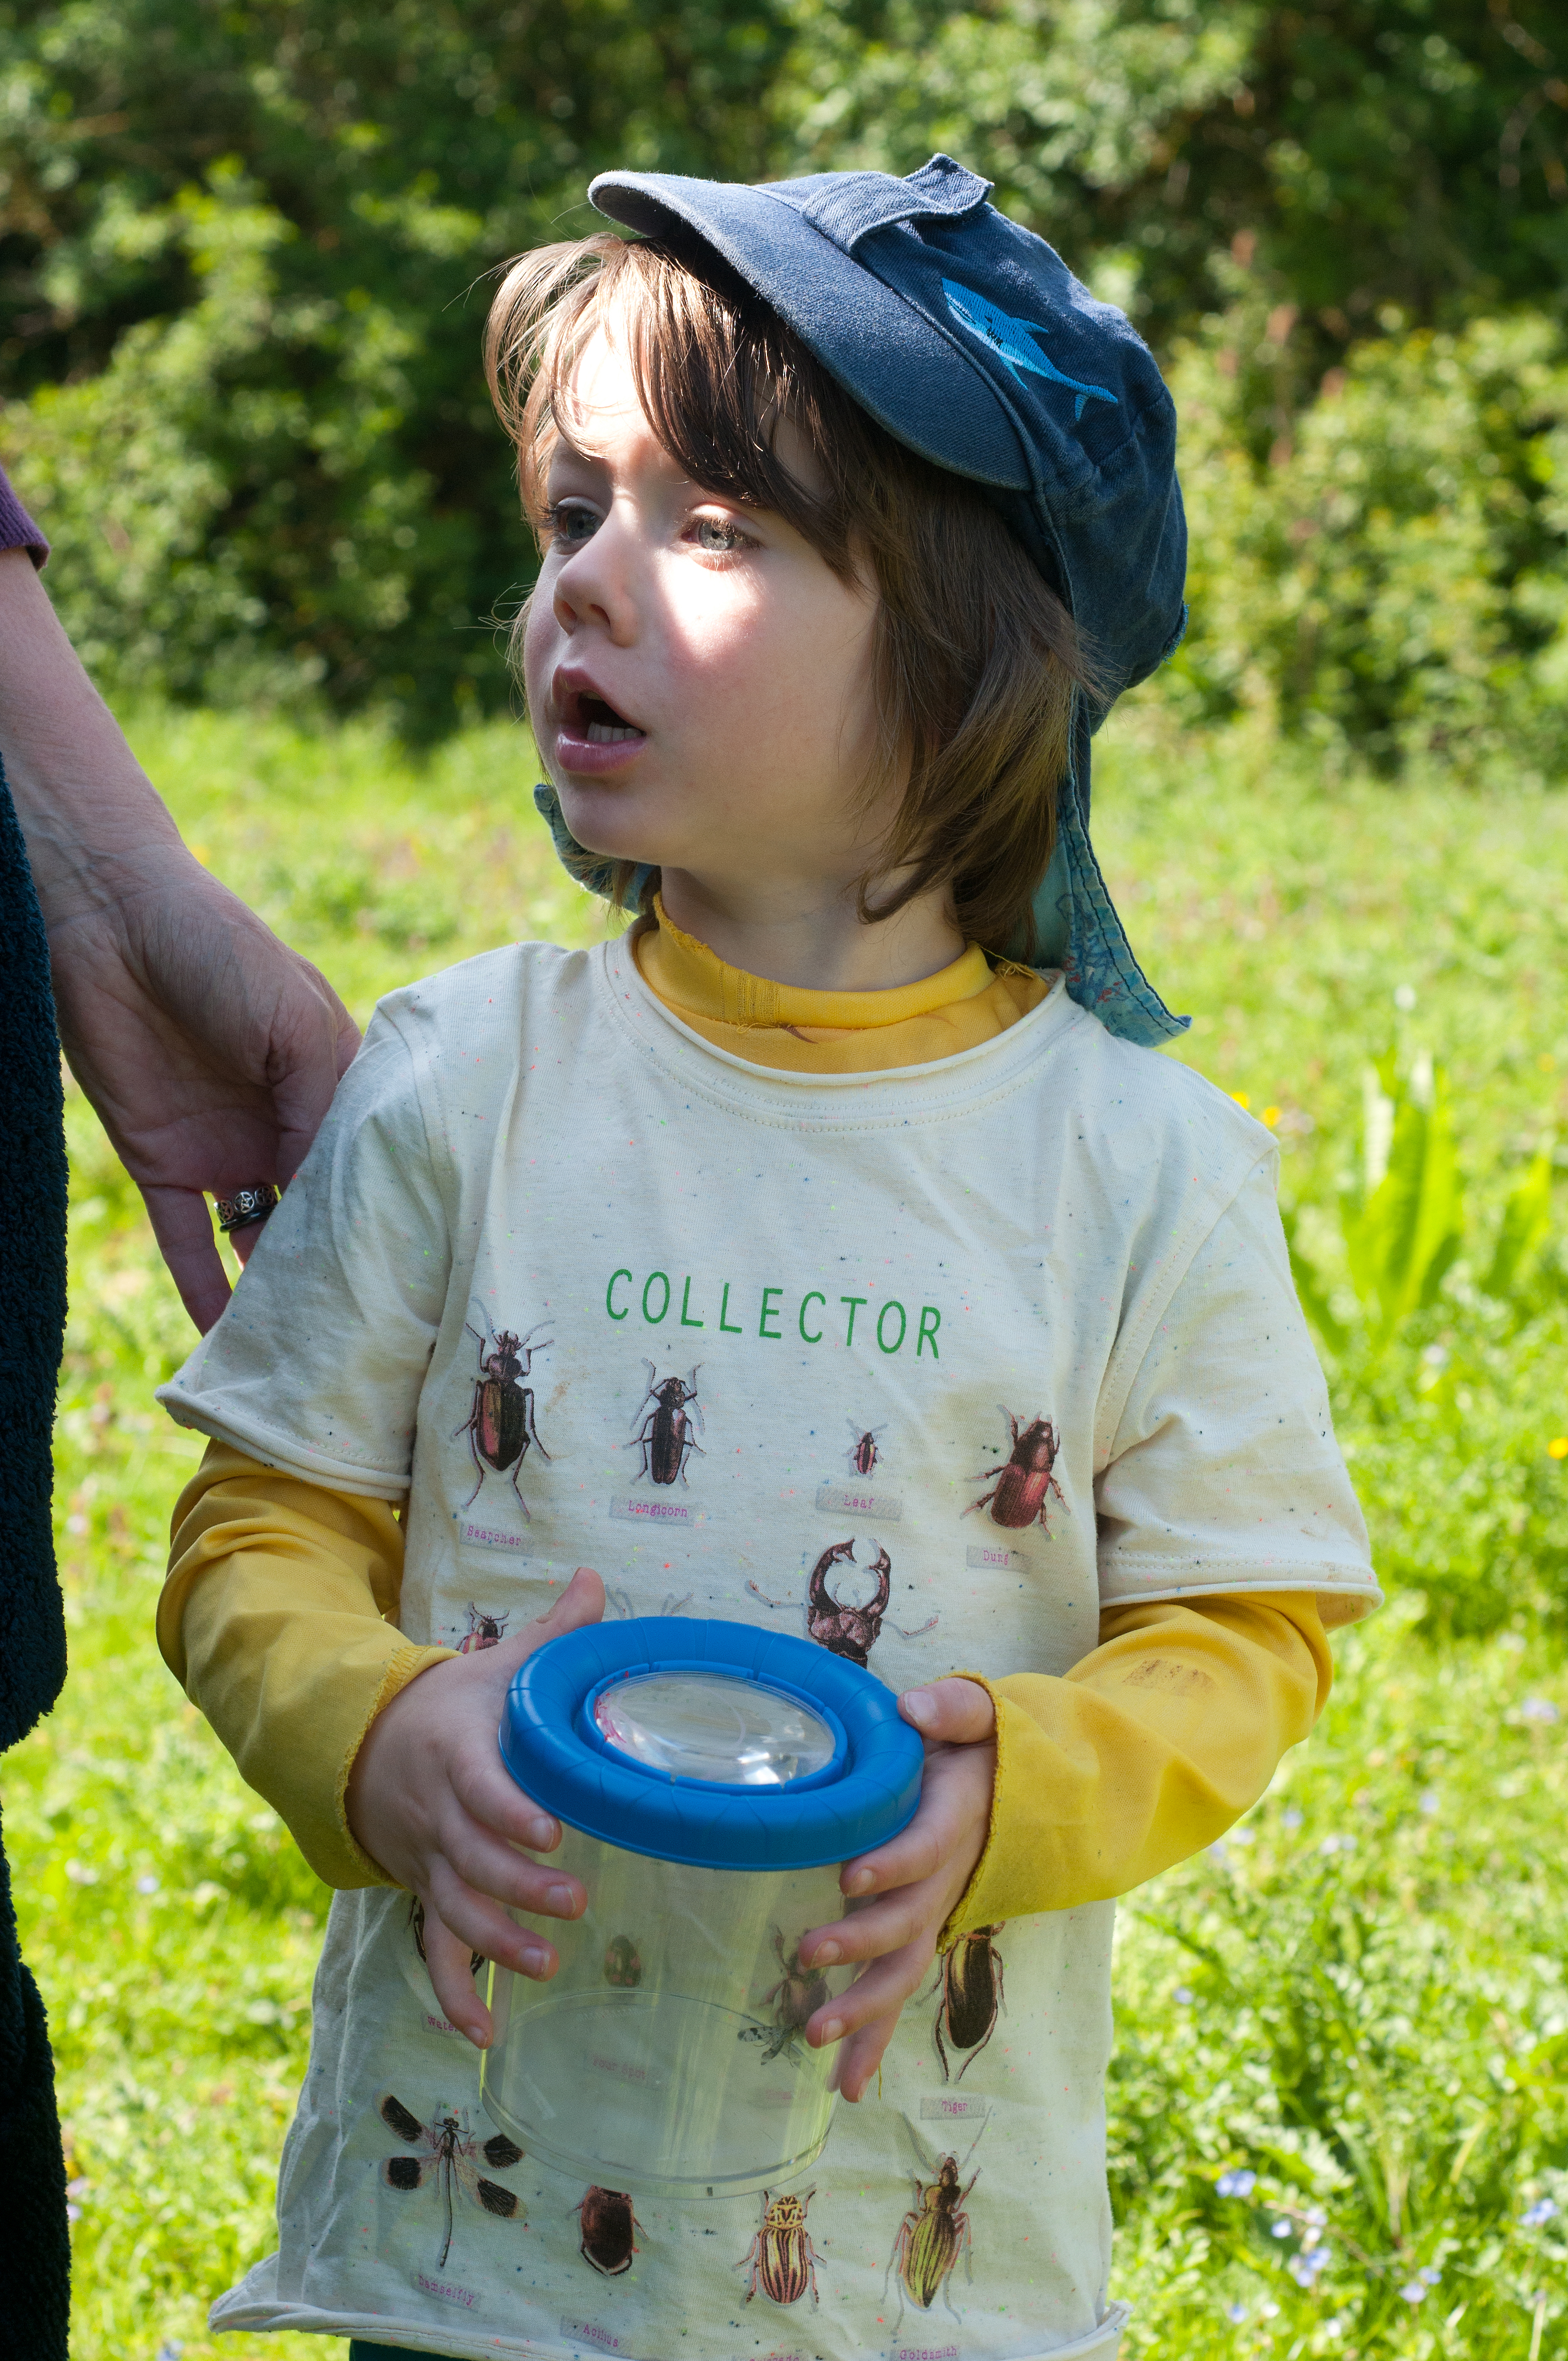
[0, 463, 48, 565]
[155, 1008, 449, 1496]
[1095, 1152, 1379, 1628]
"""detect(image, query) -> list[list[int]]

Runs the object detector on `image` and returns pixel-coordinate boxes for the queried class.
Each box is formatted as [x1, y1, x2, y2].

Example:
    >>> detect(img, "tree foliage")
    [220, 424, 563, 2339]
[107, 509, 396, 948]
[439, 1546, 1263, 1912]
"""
[0, 0, 789, 728]
[1, 0, 1566, 736]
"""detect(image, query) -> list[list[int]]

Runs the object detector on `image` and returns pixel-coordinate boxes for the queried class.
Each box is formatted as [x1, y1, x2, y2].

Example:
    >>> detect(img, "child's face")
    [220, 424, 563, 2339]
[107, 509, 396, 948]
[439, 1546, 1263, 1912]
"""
[523, 324, 897, 916]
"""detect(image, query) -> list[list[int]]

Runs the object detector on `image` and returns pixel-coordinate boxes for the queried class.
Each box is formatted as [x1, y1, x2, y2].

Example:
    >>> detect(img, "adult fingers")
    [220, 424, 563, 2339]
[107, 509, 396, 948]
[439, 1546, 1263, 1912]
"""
[261, 944, 363, 1172]
[143, 1181, 232, 1332]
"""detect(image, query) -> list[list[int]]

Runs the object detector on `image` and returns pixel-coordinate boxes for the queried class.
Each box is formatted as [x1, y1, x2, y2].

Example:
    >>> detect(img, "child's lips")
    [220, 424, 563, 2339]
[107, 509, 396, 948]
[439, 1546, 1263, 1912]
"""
[552, 676, 649, 776]
[553, 716, 648, 777]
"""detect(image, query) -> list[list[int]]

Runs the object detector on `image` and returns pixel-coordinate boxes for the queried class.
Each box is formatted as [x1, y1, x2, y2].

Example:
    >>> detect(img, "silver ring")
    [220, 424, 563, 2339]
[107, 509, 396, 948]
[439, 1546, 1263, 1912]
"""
[214, 1184, 280, 1234]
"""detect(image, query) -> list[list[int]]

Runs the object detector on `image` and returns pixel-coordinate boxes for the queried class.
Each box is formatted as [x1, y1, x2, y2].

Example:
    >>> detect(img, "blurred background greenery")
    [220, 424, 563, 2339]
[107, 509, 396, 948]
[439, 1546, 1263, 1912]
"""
[3, 0, 1566, 756]
[8, 2, 1568, 2355]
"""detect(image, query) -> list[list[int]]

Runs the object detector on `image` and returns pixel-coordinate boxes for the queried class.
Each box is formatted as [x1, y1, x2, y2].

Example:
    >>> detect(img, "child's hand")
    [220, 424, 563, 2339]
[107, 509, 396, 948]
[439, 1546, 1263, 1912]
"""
[345, 1565, 606, 2048]
[796, 1677, 997, 2103]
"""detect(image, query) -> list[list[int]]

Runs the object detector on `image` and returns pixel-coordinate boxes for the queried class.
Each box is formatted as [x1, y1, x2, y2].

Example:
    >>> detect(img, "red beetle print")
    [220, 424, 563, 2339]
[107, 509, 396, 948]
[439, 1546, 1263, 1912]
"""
[966, 1408, 1065, 1531]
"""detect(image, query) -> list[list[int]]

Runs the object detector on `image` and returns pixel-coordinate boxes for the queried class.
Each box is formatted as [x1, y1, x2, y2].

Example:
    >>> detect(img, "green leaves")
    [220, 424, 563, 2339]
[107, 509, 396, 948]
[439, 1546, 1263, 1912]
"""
[1342, 1054, 1464, 1346]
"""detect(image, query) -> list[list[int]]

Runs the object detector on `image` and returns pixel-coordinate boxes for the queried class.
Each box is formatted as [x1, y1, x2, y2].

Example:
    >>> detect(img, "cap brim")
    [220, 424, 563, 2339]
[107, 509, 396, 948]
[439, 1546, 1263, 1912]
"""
[590, 170, 1033, 492]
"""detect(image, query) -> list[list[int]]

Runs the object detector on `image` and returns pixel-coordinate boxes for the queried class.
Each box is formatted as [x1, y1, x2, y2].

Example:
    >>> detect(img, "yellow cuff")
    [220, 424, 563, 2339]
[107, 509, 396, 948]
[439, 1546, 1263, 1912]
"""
[939, 1592, 1330, 1941]
[163, 1442, 456, 1889]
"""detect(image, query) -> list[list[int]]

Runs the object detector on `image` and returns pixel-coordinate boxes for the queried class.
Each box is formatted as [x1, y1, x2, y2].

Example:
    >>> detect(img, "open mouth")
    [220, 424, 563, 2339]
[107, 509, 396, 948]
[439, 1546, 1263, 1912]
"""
[571, 692, 645, 746]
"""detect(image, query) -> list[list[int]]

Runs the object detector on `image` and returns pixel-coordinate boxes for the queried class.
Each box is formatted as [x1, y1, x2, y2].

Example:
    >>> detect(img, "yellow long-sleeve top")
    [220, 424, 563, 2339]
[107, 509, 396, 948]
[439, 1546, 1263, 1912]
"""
[161, 904, 1336, 1928]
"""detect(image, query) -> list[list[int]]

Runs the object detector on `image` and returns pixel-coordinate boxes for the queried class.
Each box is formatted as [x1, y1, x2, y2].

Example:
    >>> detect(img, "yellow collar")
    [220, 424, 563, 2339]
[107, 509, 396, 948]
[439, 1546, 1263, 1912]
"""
[641, 895, 994, 1031]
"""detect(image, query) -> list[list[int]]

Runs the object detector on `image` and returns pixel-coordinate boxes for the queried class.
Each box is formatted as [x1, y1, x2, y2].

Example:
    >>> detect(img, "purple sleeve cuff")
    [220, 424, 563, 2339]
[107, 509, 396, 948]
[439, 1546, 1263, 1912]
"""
[0, 464, 48, 567]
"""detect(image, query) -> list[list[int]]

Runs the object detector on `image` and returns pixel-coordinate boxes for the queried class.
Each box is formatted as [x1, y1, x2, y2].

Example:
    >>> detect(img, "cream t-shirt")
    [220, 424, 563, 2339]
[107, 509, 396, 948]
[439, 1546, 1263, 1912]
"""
[159, 934, 1375, 2361]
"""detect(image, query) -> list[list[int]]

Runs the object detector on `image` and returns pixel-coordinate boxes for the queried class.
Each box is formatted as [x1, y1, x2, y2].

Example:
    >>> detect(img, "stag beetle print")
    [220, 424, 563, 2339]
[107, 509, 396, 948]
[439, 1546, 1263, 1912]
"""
[748, 1538, 937, 1667]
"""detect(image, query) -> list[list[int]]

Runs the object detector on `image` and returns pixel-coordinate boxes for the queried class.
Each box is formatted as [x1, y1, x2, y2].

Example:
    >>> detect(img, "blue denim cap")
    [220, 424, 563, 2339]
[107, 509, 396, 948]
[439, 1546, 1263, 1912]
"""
[533, 152, 1188, 1046]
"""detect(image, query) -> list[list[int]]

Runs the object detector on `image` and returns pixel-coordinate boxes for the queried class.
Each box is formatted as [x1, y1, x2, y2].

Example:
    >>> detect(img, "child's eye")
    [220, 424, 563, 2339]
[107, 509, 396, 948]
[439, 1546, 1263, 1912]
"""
[689, 514, 750, 555]
[543, 501, 599, 550]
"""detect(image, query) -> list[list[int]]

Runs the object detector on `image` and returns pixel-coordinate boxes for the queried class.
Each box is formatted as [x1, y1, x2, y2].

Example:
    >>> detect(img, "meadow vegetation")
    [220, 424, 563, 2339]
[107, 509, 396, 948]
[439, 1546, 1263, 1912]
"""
[18, 694, 1568, 2358]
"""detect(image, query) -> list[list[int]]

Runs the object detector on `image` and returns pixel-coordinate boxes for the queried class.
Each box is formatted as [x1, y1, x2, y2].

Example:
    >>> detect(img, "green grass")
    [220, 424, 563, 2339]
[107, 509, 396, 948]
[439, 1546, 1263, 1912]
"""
[21, 697, 1568, 2358]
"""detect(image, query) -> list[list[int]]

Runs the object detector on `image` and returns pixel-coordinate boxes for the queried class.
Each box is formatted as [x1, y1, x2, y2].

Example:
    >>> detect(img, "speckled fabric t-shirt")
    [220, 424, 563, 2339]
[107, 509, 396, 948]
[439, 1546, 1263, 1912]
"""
[159, 935, 1374, 2361]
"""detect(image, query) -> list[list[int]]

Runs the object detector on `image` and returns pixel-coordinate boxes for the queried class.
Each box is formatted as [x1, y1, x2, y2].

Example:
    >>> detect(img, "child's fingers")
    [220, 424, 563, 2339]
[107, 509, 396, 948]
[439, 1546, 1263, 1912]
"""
[420, 1904, 498, 2048]
[835, 1737, 995, 1906]
[832, 2009, 904, 2104]
[899, 1676, 995, 1746]
[804, 1930, 932, 2081]
[436, 1810, 586, 1925]
[423, 1861, 560, 1999]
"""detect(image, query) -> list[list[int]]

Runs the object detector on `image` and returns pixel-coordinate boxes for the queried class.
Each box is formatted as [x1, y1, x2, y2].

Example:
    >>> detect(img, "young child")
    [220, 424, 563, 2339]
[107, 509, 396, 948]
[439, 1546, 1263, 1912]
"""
[157, 154, 1376, 2361]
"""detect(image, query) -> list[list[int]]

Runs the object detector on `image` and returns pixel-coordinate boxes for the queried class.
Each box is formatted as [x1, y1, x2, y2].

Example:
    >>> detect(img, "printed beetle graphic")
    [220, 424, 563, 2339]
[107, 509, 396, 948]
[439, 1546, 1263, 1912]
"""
[602, 1934, 643, 1989]
[628, 1361, 704, 1486]
[577, 2184, 642, 2276]
[847, 1419, 887, 1477]
[933, 1924, 1005, 2082]
[756, 1927, 830, 2063]
[966, 1408, 1066, 1531]
[888, 2116, 987, 2320]
[454, 1314, 551, 1515]
[459, 1603, 509, 1653]
[748, 1539, 937, 1669]
[737, 2186, 821, 2305]
[377, 2093, 524, 2269]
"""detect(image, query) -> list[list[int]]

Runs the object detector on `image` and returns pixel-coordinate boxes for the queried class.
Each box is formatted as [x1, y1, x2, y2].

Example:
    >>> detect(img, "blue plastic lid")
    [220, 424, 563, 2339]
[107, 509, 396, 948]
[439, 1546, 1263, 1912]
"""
[499, 1617, 925, 1872]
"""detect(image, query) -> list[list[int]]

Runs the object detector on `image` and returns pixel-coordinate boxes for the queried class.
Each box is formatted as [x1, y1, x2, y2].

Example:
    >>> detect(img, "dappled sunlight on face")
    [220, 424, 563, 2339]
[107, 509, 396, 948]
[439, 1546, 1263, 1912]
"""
[521, 327, 888, 921]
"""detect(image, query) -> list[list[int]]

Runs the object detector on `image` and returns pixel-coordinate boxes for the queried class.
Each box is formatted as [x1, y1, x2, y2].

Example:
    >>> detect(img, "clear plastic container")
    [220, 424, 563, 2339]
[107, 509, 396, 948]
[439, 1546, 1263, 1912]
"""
[481, 1619, 923, 2195]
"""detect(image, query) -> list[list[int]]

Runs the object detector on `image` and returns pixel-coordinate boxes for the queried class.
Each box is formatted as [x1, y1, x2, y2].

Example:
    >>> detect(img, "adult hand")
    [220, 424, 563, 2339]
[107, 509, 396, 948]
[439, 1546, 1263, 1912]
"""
[46, 845, 359, 1331]
[0, 547, 358, 1331]
[345, 1566, 607, 2048]
[796, 1676, 997, 2102]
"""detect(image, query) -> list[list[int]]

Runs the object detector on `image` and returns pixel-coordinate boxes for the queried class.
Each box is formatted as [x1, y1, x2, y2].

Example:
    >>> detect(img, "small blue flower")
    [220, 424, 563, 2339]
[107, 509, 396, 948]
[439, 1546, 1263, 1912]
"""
[1400, 2282, 1427, 2304]
[1271, 2219, 1292, 2239]
[1282, 1808, 1304, 1829]
[1288, 2248, 1329, 2287]
[1419, 2265, 1441, 2285]
[1523, 2199, 1558, 2227]
[1217, 2169, 1257, 2199]
[1173, 1985, 1195, 2005]
[1224, 2300, 1248, 2324]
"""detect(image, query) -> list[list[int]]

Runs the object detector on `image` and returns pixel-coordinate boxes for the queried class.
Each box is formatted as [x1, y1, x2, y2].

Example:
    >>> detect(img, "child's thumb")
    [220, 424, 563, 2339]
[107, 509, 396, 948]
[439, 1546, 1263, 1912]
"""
[514, 1564, 606, 1662]
[899, 1675, 997, 1744]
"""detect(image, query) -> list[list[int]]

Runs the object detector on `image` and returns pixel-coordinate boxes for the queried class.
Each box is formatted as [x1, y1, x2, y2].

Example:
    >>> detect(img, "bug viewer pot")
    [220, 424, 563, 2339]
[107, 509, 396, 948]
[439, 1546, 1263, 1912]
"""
[481, 1617, 924, 2195]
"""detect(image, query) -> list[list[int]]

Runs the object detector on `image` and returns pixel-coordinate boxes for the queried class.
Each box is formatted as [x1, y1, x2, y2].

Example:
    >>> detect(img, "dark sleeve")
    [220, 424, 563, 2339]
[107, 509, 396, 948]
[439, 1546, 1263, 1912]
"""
[0, 465, 47, 568]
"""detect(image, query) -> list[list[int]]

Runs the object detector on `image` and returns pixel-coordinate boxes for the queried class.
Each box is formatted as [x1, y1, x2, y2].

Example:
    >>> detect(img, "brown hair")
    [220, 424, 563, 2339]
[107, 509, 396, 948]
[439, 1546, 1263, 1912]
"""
[484, 233, 1095, 957]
